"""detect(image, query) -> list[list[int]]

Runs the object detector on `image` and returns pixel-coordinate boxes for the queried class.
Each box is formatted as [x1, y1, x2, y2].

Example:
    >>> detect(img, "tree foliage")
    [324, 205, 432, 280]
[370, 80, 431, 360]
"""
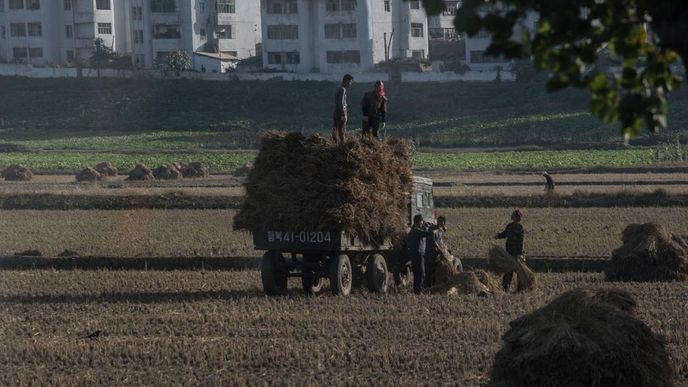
[163, 51, 192, 75]
[416, 0, 686, 139]
[89, 38, 116, 69]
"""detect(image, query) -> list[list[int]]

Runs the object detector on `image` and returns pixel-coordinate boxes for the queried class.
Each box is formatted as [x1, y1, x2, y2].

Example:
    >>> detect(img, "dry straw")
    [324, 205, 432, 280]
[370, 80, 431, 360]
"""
[3, 164, 33, 181]
[153, 164, 183, 180]
[430, 270, 503, 296]
[487, 246, 537, 292]
[234, 131, 413, 242]
[127, 164, 155, 181]
[605, 223, 688, 282]
[489, 288, 674, 386]
[75, 167, 104, 182]
[95, 162, 118, 176]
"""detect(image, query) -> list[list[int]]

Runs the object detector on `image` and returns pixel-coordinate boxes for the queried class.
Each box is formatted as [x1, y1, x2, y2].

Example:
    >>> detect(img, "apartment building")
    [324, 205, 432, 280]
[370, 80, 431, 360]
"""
[260, 0, 429, 73]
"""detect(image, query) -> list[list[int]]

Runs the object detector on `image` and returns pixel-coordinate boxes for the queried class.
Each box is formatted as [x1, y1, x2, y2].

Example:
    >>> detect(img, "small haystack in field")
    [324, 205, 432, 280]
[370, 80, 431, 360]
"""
[3, 164, 33, 181]
[488, 246, 537, 292]
[430, 270, 502, 296]
[489, 288, 674, 387]
[605, 223, 688, 282]
[127, 164, 154, 181]
[153, 164, 182, 180]
[95, 162, 118, 176]
[76, 167, 103, 182]
[234, 131, 413, 242]
[181, 162, 209, 178]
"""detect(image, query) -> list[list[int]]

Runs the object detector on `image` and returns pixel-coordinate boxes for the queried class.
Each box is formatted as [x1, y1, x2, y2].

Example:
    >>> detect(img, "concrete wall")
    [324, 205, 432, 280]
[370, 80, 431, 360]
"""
[401, 70, 515, 82]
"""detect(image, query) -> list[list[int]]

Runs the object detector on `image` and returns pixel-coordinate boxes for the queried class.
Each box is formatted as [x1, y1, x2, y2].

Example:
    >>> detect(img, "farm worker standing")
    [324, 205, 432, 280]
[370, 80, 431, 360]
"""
[405, 214, 434, 294]
[543, 172, 555, 193]
[361, 80, 388, 138]
[495, 209, 525, 291]
[332, 74, 354, 143]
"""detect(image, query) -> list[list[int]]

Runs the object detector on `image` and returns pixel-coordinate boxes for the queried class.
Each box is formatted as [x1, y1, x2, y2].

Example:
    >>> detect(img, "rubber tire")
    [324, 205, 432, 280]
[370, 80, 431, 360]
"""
[329, 254, 352, 296]
[366, 254, 389, 294]
[302, 272, 323, 295]
[261, 251, 287, 296]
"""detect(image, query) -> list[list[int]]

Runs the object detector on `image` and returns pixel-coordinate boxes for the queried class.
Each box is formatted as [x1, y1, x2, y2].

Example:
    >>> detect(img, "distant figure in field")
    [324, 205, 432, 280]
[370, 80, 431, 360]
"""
[361, 80, 388, 138]
[495, 209, 525, 291]
[543, 172, 555, 193]
[332, 74, 354, 143]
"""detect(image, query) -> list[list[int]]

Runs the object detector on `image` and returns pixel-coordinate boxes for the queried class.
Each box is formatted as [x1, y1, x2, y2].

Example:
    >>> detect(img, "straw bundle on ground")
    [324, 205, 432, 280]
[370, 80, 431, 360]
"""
[76, 167, 103, 182]
[432, 242, 460, 285]
[153, 164, 182, 180]
[233, 131, 413, 242]
[95, 162, 118, 176]
[430, 270, 502, 296]
[3, 164, 33, 181]
[181, 162, 209, 178]
[489, 288, 674, 387]
[605, 223, 688, 282]
[127, 164, 154, 181]
[488, 246, 538, 292]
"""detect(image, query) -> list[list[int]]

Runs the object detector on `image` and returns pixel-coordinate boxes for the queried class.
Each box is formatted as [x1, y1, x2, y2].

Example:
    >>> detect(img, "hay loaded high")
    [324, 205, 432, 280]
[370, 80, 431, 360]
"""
[234, 132, 440, 296]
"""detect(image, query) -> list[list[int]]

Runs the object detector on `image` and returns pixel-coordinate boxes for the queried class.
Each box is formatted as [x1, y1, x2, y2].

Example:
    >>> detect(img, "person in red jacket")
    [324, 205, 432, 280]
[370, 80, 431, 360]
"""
[361, 81, 388, 138]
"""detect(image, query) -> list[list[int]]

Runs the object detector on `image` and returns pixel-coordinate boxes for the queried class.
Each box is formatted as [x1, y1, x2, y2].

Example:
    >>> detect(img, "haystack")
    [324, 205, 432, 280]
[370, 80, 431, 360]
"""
[76, 167, 103, 182]
[153, 164, 182, 180]
[489, 288, 674, 387]
[233, 131, 413, 242]
[488, 246, 538, 292]
[430, 270, 502, 296]
[432, 242, 460, 285]
[127, 164, 155, 181]
[3, 164, 33, 181]
[95, 161, 117, 176]
[181, 162, 209, 178]
[605, 223, 688, 282]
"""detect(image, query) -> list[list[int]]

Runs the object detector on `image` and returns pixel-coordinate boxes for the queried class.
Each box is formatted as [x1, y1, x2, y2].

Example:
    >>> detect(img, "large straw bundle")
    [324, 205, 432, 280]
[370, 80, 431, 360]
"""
[76, 167, 103, 182]
[430, 270, 502, 296]
[3, 164, 33, 181]
[488, 246, 537, 292]
[95, 162, 118, 176]
[489, 288, 674, 387]
[153, 164, 182, 180]
[127, 164, 154, 181]
[605, 223, 688, 282]
[233, 132, 413, 242]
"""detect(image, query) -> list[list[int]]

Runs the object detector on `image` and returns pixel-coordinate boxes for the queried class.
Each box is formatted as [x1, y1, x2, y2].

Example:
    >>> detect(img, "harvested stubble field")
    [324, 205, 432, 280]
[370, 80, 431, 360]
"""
[1, 270, 687, 386]
[1, 208, 688, 258]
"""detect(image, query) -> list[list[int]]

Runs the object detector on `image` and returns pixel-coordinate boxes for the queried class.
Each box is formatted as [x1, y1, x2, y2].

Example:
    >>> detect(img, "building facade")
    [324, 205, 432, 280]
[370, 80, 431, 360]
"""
[260, 0, 429, 73]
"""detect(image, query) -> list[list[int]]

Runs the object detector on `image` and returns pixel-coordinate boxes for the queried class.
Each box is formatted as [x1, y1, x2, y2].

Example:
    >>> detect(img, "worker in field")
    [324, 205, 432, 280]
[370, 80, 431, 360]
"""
[425, 215, 447, 287]
[406, 214, 434, 294]
[543, 172, 555, 193]
[332, 74, 354, 143]
[361, 80, 388, 138]
[495, 209, 525, 291]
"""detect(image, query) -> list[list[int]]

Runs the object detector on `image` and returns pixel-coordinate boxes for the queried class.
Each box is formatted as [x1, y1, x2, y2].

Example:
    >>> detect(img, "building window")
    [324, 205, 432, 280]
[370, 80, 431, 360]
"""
[95, 0, 110, 10]
[324, 24, 340, 39]
[325, 0, 337, 12]
[410, 0, 420, 9]
[97, 22, 112, 34]
[134, 29, 144, 44]
[267, 24, 298, 40]
[9, 0, 22, 10]
[66, 50, 74, 61]
[342, 0, 356, 11]
[10, 23, 26, 37]
[13, 47, 27, 58]
[25, 0, 38, 10]
[154, 24, 180, 38]
[326, 50, 360, 64]
[27, 22, 41, 36]
[29, 47, 42, 57]
[131, 6, 142, 20]
[267, 51, 299, 65]
[384, 0, 390, 12]
[286, 52, 299, 64]
[198, 1, 204, 12]
[342, 23, 356, 38]
[65, 25, 73, 38]
[411, 49, 425, 59]
[285, 0, 297, 13]
[326, 0, 356, 12]
[325, 23, 356, 39]
[217, 0, 235, 14]
[151, 0, 176, 13]
[216, 25, 232, 39]
[63, 0, 71, 11]
[411, 22, 424, 38]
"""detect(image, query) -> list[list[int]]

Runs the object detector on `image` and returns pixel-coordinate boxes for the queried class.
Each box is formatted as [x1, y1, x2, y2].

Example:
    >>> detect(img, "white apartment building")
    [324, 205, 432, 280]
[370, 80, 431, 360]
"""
[0, 0, 260, 69]
[260, 0, 429, 73]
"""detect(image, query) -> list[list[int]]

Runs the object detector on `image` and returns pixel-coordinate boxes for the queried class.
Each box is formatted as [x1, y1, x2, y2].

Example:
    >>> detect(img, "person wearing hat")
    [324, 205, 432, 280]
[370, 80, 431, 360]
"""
[360, 80, 388, 138]
[405, 214, 434, 294]
[495, 209, 525, 291]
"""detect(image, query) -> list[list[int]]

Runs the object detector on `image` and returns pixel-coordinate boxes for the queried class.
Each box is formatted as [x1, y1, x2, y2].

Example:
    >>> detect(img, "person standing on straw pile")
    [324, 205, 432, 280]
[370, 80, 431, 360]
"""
[332, 74, 354, 143]
[405, 214, 434, 294]
[495, 209, 525, 291]
[361, 80, 388, 138]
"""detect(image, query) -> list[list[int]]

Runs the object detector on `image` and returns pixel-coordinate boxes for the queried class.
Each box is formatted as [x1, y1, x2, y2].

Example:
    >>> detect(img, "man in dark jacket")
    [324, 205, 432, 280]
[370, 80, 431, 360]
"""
[405, 214, 434, 294]
[361, 80, 388, 138]
[332, 74, 353, 143]
[495, 209, 525, 291]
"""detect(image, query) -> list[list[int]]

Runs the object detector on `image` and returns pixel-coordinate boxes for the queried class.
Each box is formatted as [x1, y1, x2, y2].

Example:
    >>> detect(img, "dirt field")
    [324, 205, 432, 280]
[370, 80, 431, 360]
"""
[1, 208, 688, 258]
[1, 270, 687, 386]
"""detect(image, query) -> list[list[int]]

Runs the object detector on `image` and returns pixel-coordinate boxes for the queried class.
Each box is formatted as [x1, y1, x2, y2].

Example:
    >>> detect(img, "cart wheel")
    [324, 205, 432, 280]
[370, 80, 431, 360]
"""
[302, 272, 323, 295]
[366, 254, 389, 294]
[261, 250, 287, 296]
[329, 254, 352, 296]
